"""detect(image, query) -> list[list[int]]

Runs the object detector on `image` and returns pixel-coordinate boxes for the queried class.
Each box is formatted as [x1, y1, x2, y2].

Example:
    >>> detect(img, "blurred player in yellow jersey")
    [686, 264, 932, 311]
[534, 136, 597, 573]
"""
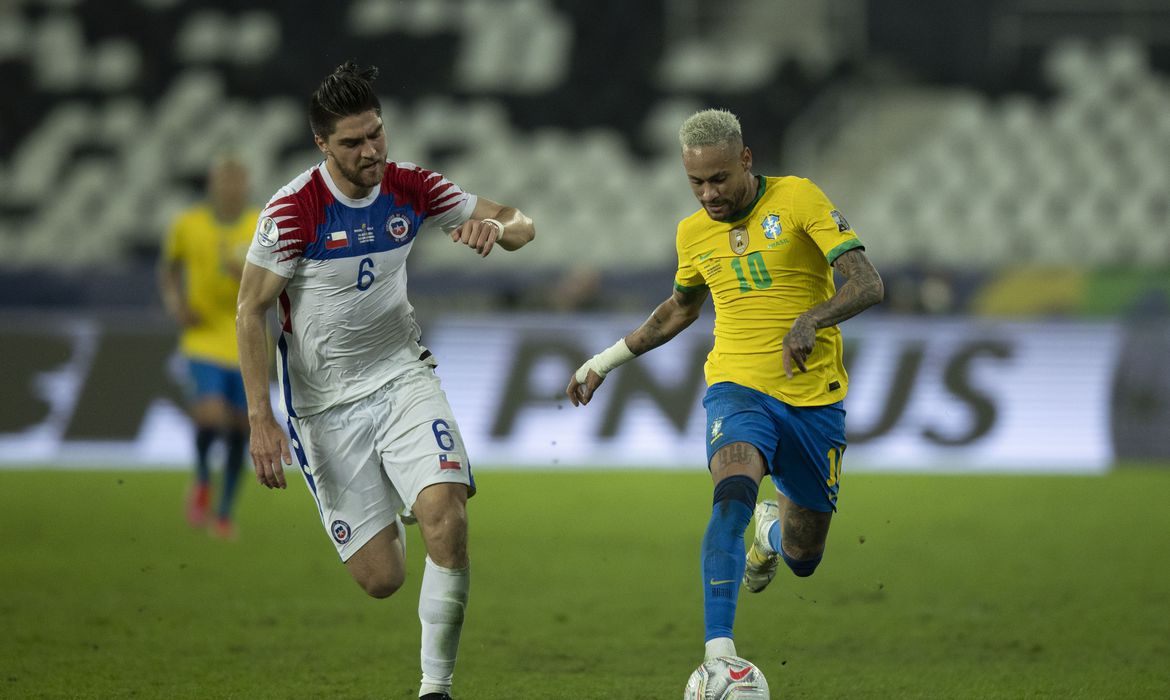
[159, 155, 259, 539]
[567, 109, 884, 665]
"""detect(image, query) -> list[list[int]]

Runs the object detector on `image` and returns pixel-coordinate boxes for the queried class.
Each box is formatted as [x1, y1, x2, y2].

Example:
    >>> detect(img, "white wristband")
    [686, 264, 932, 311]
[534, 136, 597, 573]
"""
[574, 339, 635, 383]
[481, 218, 504, 237]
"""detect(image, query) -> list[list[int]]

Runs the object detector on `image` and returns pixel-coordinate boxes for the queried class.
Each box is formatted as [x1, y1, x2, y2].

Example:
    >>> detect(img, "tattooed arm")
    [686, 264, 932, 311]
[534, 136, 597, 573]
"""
[782, 248, 884, 378]
[567, 284, 709, 406]
[626, 284, 710, 355]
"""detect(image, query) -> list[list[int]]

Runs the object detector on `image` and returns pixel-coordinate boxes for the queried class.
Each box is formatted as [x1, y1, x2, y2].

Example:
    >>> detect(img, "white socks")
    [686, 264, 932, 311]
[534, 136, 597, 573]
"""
[418, 556, 470, 696]
[705, 636, 737, 660]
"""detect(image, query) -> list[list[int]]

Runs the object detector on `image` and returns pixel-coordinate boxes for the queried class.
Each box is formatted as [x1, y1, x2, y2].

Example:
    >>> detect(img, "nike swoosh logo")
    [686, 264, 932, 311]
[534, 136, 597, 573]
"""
[697, 250, 715, 261]
[729, 666, 753, 681]
[709, 578, 734, 586]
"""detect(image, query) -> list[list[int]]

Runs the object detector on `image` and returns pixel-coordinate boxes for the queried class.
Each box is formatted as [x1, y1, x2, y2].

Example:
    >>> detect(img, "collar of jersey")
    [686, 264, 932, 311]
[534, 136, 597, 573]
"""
[320, 161, 380, 208]
[724, 175, 766, 224]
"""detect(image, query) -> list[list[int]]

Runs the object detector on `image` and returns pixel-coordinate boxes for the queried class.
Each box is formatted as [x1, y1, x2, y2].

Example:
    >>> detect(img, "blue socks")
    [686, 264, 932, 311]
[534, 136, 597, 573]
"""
[195, 426, 248, 520]
[194, 427, 216, 484]
[701, 475, 758, 642]
[218, 429, 247, 519]
[781, 548, 823, 577]
[768, 520, 783, 554]
[767, 517, 824, 577]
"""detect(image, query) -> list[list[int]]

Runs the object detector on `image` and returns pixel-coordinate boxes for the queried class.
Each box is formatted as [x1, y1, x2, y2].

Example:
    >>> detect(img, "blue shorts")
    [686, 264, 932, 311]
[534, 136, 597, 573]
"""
[703, 382, 847, 512]
[187, 358, 248, 411]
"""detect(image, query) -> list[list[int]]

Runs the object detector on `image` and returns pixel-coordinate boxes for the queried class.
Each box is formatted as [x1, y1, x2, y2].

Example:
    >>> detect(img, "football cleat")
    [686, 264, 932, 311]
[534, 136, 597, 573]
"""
[186, 482, 210, 528]
[419, 693, 454, 700]
[211, 516, 238, 541]
[743, 500, 781, 593]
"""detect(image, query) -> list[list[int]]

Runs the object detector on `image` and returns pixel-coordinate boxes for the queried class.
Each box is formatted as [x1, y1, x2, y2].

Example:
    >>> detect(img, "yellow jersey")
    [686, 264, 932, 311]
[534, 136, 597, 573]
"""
[674, 175, 863, 406]
[162, 204, 259, 366]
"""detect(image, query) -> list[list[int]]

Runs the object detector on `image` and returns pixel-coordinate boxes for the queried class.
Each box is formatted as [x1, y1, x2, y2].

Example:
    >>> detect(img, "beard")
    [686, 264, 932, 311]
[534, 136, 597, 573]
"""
[338, 158, 386, 191]
[704, 200, 734, 221]
[705, 180, 753, 221]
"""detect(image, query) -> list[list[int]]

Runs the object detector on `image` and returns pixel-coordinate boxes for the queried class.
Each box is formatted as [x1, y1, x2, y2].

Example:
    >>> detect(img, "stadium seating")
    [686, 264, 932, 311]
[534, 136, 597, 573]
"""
[795, 36, 1170, 272]
[0, 0, 850, 274]
[0, 0, 1167, 314]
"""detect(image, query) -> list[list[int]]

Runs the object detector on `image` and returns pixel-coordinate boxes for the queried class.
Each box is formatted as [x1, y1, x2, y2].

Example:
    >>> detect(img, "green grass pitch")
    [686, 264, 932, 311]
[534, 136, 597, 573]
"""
[2, 466, 1168, 699]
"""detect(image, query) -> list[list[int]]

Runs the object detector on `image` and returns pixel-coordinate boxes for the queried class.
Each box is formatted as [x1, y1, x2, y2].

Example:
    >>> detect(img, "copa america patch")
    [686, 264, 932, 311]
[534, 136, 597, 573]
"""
[256, 217, 279, 247]
[830, 209, 851, 232]
[331, 520, 352, 544]
[386, 215, 411, 240]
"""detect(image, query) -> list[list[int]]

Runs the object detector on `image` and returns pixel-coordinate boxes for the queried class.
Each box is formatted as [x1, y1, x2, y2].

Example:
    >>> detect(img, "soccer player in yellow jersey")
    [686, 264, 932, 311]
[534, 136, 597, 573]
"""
[159, 156, 259, 539]
[567, 109, 884, 665]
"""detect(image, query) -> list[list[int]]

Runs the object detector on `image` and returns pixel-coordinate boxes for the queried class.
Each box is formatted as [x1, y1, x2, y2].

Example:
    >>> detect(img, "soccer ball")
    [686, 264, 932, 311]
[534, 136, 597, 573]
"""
[683, 656, 770, 700]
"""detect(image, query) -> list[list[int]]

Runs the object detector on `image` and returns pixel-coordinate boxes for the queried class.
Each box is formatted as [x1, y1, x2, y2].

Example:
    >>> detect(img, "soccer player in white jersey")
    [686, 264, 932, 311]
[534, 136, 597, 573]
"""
[236, 62, 535, 700]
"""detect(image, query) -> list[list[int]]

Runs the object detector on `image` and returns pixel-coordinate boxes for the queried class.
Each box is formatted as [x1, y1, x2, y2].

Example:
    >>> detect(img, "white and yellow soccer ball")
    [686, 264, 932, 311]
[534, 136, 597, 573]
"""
[683, 656, 770, 700]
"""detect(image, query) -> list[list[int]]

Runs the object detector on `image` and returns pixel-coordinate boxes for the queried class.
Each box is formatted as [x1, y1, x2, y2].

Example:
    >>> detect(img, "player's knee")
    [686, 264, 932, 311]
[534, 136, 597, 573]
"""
[427, 538, 469, 570]
[415, 495, 470, 567]
[780, 548, 823, 578]
[359, 570, 405, 599]
[421, 509, 467, 543]
[414, 485, 469, 529]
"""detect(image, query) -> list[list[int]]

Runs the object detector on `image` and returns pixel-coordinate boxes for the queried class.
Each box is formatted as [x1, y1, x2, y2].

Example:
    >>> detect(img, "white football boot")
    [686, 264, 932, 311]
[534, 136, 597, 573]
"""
[742, 500, 781, 593]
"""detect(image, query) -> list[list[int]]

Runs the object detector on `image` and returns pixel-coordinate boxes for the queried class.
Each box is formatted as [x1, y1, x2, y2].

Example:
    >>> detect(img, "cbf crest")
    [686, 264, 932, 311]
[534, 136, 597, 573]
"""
[729, 225, 749, 255]
[761, 214, 782, 239]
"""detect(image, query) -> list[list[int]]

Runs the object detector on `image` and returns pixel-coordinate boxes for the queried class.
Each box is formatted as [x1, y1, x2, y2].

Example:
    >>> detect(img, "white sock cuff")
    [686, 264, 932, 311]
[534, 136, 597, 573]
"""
[424, 555, 469, 576]
[419, 681, 452, 696]
[704, 637, 737, 661]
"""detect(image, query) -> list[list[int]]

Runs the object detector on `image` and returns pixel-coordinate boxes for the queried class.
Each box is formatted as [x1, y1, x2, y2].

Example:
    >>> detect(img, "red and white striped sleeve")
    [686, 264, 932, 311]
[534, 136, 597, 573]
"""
[247, 191, 309, 277]
[388, 161, 478, 231]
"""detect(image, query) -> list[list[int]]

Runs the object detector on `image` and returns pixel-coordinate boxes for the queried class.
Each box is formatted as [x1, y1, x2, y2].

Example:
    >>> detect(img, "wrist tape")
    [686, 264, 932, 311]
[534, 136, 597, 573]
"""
[574, 339, 635, 383]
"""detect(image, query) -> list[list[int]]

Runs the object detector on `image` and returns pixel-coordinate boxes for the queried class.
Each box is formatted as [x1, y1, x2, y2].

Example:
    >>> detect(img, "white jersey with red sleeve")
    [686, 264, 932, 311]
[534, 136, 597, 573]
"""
[246, 160, 477, 417]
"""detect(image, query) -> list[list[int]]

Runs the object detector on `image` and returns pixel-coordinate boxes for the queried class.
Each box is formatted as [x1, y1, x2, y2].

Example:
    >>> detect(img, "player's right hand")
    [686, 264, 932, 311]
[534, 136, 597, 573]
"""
[566, 368, 605, 407]
[249, 416, 292, 489]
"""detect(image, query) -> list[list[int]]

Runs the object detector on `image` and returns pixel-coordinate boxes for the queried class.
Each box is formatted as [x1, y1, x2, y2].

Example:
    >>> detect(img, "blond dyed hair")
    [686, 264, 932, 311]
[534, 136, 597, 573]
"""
[678, 109, 743, 149]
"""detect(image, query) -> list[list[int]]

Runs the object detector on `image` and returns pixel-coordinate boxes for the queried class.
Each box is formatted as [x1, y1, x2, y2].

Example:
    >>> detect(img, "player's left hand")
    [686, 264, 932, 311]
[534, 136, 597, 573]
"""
[451, 218, 502, 257]
[782, 315, 817, 378]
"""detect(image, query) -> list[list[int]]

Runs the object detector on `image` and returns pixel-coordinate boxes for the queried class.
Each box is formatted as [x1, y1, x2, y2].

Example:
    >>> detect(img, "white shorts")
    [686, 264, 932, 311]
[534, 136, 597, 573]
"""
[288, 367, 474, 561]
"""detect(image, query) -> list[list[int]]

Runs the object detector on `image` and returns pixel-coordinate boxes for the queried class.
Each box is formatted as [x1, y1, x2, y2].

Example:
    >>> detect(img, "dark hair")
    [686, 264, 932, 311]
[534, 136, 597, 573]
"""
[309, 61, 382, 138]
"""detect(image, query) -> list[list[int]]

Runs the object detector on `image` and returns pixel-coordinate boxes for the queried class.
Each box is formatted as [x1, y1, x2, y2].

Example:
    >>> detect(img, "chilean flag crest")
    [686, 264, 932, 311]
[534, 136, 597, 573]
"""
[325, 230, 349, 249]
